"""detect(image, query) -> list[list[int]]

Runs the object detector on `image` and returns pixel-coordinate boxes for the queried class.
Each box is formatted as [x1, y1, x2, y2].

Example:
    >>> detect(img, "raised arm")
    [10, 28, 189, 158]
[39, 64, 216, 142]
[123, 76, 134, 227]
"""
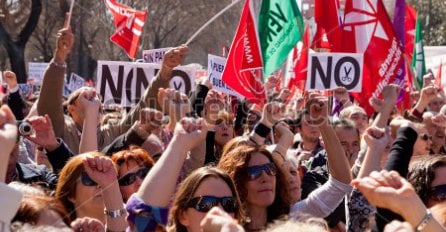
[78, 90, 101, 153]
[371, 84, 401, 128]
[356, 126, 389, 178]
[3, 71, 26, 120]
[137, 117, 207, 207]
[118, 45, 189, 127]
[83, 155, 127, 231]
[308, 94, 352, 184]
[101, 108, 162, 156]
[353, 170, 446, 232]
[0, 105, 23, 232]
[37, 28, 74, 137]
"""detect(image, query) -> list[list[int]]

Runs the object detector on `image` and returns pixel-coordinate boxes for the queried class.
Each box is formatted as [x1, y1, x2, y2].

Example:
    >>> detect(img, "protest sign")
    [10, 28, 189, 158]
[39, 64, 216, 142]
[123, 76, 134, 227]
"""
[306, 53, 363, 92]
[208, 54, 243, 98]
[28, 62, 49, 85]
[97, 61, 195, 106]
[142, 48, 171, 64]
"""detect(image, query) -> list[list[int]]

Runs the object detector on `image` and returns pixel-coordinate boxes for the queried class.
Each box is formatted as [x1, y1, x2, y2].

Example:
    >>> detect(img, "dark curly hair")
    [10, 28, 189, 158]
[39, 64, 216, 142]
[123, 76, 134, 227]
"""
[218, 145, 291, 224]
[408, 155, 446, 205]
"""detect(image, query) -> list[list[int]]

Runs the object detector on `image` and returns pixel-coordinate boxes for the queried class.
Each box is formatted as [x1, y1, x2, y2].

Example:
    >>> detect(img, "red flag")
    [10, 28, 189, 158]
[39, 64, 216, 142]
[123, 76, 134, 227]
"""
[435, 59, 443, 90]
[342, 0, 404, 114]
[105, 0, 147, 59]
[221, 0, 265, 104]
[288, 25, 310, 93]
[313, 0, 342, 51]
[405, 3, 416, 64]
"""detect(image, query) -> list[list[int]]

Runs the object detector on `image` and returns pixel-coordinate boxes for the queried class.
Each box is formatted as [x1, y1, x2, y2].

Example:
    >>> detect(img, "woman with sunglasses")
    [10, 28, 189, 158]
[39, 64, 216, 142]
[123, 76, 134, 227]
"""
[218, 95, 353, 230]
[111, 146, 155, 202]
[408, 155, 446, 207]
[218, 145, 291, 231]
[55, 152, 127, 231]
[126, 117, 245, 231]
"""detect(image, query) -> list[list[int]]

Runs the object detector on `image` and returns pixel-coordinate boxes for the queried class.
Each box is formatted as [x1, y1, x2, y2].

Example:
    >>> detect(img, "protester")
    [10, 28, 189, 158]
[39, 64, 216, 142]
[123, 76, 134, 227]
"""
[111, 146, 155, 202]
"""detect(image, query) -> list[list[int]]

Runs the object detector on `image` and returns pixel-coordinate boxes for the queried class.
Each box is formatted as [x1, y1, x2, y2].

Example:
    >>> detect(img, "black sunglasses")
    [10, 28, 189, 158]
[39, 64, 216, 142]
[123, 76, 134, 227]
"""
[246, 162, 277, 181]
[429, 184, 446, 202]
[118, 167, 150, 186]
[81, 172, 98, 187]
[187, 196, 237, 213]
[420, 133, 432, 141]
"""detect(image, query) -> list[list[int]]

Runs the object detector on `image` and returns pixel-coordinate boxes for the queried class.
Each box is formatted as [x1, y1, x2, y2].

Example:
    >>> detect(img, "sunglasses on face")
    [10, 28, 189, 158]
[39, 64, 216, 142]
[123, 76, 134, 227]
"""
[420, 133, 432, 141]
[429, 184, 446, 202]
[215, 119, 234, 126]
[246, 162, 277, 181]
[118, 167, 150, 186]
[80, 172, 98, 187]
[187, 196, 237, 213]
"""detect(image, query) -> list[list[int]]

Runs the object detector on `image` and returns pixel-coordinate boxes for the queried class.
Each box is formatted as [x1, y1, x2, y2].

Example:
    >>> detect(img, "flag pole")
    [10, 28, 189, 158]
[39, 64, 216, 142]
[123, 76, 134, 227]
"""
[65, 0, 76, 28]
[185, 0, 242, 45]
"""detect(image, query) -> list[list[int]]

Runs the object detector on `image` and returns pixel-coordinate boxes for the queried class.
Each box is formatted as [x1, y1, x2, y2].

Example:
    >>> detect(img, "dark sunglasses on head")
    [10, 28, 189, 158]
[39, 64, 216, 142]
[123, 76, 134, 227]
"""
[246, 162, 277, 181]
[420, 133, 432, 141]
[81, 172, 98, 187]
[187, 196, 237, 213]
[118, 167, 150, 186]
[429, 184, 446, 202]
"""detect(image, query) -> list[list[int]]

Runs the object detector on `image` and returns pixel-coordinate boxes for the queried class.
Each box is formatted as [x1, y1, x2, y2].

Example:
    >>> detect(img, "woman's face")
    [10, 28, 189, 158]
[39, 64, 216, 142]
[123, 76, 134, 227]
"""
[118, 159, 146, 201]
[413, 127, 432, 156]
[431, 128, 445, 153]
[73, 173, 104, 219]
[427, 166, 446, 207]
[215, 120, 234, 146]
[180, 177, 234, 232]
[287, 162, 301, 204]
[244, 152, 276, 208]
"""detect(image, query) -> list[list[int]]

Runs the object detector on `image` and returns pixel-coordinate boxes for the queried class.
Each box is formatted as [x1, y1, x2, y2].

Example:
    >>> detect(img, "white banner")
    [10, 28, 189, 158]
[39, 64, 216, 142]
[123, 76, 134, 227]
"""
[142, 48, 171, 64]
[208, 54, 243, 98]
[96, 61, 195, 107]
[306, 53, 363, 92]
[28, 62, 49, 85]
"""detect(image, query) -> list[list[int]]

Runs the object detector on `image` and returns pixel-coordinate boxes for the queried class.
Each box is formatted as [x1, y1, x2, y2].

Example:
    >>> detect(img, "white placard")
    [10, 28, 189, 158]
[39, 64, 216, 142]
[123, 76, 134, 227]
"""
[306, 53, 363, 92]
[97, 61, 195, 107]
[208, 54, 243, 98]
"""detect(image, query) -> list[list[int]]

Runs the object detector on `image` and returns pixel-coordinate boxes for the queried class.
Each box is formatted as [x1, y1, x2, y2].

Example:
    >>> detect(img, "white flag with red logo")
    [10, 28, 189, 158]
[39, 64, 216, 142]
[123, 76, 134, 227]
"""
[105, 0, 147, 59]
[341, 0, 404, 114]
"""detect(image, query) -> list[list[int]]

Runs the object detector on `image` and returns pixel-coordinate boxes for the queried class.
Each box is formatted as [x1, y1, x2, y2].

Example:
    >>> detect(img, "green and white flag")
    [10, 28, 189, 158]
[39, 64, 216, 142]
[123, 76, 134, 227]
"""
[411, 14, 426, 89]
[258, 0, 304, 77]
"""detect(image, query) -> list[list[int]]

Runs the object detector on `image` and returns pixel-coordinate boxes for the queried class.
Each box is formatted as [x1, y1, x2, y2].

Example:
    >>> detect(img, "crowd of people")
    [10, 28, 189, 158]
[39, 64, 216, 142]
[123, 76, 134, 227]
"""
[1, 25, 446, 232]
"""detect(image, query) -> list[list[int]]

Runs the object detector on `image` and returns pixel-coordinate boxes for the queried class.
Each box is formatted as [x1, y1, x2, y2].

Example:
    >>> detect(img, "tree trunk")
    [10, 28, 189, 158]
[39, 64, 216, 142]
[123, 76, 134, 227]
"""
[0, 0, 42, 83]
[5, 42, 27, 83]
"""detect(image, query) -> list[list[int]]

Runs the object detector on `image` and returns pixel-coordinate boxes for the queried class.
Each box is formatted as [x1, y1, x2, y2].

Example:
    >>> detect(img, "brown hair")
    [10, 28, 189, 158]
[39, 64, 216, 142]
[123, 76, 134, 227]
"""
[55, 152, 104, 221]
[218, 145, 291, 223]
[168, 166, 245, 232]
[12, 195, 71, 226]
[408, 155, 446, 204]
[111, 145, 155, 175]
[221, 136, 250, 158]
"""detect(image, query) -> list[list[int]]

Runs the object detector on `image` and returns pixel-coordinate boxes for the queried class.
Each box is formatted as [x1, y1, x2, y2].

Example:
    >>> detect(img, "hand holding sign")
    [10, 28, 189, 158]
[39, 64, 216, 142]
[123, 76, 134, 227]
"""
[54, 27, 74, 64]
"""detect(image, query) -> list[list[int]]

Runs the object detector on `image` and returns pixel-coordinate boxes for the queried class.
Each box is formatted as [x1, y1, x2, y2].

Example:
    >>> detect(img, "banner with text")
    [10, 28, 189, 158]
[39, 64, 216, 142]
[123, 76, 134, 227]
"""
[28, 62, 49, 85]
[97, 61, 195, 106]
[306, 53, 363, 92]
[208, 54, 243, 98]
[142, 48, 171, 64]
